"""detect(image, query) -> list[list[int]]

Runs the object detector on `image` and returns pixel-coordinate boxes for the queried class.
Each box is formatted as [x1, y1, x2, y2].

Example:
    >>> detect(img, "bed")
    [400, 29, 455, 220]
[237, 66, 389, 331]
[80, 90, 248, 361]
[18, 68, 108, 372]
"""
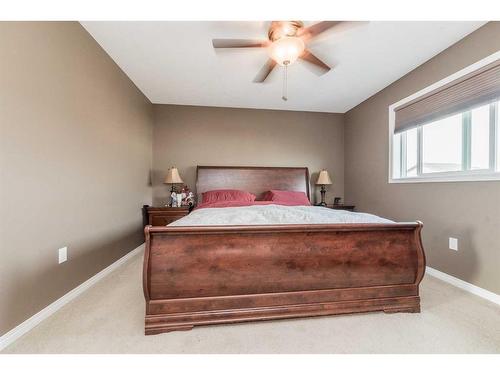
[143, 166, 426, 335]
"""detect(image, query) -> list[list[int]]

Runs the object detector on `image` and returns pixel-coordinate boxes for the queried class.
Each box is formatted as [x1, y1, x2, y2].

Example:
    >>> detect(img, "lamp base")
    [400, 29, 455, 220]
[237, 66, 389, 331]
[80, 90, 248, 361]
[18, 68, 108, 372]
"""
[318, 185, 327, 206]
[169, 184, 175, 207]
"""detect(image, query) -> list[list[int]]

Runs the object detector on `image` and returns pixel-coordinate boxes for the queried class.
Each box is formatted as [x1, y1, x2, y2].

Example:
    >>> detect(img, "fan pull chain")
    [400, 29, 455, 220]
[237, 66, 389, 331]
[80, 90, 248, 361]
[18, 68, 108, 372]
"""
[282, 62, 288, 101]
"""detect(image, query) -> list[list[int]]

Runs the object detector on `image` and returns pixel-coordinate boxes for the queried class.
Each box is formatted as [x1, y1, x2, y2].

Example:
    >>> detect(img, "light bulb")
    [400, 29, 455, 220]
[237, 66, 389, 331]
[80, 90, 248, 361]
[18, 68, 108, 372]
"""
[268, 36, 305, 66]
[282, 24, 293, 35]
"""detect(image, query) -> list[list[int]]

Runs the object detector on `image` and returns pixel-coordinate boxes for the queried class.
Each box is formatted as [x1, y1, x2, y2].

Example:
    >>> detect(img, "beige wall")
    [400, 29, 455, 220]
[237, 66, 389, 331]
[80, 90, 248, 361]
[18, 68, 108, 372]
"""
[152, 105, 344, 206]
[0, 22, 153, 335]
[2, 20, 497, 338]
[345, 22, 500, 294]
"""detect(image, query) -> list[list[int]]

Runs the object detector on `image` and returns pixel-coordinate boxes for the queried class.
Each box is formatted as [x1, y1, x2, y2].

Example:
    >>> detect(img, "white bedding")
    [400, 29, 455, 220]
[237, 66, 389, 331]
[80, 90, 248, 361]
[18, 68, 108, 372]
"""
[168, 204, 393, 226]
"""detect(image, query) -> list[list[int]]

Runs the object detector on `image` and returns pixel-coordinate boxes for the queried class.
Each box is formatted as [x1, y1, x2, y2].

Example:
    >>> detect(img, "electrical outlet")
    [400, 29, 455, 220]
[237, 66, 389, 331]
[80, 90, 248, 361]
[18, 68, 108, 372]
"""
[449, 237, 458, 251]
[58, 246, 67, 264]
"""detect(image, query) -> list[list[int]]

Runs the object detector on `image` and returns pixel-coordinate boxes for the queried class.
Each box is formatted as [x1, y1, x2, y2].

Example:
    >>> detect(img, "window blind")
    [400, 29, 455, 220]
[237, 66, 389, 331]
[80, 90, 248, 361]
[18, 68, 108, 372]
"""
[394, 59, 500, 134]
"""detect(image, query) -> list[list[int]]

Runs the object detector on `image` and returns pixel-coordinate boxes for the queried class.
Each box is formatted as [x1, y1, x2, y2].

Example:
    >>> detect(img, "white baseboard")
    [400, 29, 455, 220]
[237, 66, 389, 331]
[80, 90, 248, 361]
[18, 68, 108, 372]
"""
[426, 266, 500, 306]
[0, 243, 144, 351]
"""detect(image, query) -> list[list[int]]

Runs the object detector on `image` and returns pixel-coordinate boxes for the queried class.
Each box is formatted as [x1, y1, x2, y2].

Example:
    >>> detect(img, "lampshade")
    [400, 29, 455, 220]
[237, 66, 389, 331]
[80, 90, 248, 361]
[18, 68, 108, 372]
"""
[316, 170, 332, 185]
[164, 167, 183, 184]
[268, 36, 305, 66]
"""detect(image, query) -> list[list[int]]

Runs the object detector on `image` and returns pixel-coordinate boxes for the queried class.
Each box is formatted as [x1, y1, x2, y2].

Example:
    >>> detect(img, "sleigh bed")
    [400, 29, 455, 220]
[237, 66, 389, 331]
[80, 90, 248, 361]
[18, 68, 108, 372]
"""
[143, 166, 426, 335]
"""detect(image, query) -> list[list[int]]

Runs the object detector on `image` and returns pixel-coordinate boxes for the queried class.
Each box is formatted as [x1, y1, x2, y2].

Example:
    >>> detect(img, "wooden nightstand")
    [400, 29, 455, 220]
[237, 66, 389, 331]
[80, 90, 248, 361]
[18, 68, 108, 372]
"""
[328, 204, 355, 211]
[144, 205, 192, 226]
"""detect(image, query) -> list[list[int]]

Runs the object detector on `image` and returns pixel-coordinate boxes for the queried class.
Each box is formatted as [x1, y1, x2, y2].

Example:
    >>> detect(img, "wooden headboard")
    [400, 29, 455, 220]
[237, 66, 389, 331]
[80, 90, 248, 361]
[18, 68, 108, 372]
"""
[196, 166, 310, 201]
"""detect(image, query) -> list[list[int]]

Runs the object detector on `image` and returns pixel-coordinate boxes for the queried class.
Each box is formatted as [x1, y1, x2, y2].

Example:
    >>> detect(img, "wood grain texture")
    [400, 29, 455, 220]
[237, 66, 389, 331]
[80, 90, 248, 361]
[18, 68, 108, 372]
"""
[143, 222, 425, 335]
[149, 227, 418, 299]
[196, 166, 310, 202]
[145, 206, 190, 226]
[145, 295, 420, 335]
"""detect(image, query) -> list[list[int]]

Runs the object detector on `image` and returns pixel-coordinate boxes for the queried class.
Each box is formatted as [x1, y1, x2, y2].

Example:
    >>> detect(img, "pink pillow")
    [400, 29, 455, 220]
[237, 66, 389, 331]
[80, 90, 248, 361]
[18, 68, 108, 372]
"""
[202, 189, 256, 204]
[263, 190, 311, 206]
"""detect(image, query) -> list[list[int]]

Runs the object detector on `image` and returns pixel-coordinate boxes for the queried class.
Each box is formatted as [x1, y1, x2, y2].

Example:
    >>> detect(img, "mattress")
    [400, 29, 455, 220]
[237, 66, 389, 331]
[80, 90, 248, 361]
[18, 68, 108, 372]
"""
[168, 204, 393, 226]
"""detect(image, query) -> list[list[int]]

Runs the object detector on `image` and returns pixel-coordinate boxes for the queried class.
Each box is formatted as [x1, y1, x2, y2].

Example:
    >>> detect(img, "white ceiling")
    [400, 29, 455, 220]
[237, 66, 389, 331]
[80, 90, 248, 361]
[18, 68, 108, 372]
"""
[81, 21, 485, 113]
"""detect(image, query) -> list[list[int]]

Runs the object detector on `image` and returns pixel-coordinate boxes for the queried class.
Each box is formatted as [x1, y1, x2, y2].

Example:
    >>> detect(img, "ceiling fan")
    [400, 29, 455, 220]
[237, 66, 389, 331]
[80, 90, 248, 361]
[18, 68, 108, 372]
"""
[212, 21, 343, 84]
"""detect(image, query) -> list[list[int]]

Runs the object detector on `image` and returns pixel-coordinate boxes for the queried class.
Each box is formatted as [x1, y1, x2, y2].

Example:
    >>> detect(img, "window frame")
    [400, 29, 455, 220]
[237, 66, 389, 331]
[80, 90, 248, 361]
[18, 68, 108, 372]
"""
[388, 51, 500, 184]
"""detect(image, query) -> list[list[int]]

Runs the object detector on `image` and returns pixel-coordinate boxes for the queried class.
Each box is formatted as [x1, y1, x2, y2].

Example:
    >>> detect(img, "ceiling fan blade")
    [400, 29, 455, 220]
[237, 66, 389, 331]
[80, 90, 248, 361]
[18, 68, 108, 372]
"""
[297, 21, 342, 40]
[253, 59, 277, 83]
[212, 39, 268, 49]
[300, 50, 331, 74]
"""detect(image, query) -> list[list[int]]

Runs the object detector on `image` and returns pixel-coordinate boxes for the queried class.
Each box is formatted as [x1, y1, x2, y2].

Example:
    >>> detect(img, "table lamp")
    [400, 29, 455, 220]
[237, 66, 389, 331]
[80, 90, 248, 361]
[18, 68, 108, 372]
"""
[315, 169, 332, 206]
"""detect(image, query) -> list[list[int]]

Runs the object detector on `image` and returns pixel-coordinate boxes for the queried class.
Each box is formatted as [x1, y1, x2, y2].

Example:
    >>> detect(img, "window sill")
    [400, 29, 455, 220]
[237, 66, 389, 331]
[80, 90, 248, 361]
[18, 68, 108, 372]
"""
[389, 173, 500, 184]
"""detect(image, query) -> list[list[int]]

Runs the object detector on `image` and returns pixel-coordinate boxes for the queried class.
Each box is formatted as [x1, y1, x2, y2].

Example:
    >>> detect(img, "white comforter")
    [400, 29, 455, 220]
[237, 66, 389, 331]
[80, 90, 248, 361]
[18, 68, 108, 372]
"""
[168, 204, 393, 226]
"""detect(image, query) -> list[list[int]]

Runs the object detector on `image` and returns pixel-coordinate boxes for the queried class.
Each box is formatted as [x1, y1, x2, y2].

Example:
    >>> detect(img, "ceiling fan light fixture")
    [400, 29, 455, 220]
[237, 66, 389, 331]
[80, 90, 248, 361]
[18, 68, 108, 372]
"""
[268, 36, 305, 66]
[212, 20, 338, 85]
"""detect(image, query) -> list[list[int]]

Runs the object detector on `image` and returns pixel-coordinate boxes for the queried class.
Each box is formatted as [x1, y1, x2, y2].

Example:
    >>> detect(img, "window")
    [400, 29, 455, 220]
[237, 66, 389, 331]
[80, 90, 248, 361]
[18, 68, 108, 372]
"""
[392, 101, 499, 181]
[422, 113, 462, 174]
[470, 104, 490, 170]
[390, 54, 500, 183]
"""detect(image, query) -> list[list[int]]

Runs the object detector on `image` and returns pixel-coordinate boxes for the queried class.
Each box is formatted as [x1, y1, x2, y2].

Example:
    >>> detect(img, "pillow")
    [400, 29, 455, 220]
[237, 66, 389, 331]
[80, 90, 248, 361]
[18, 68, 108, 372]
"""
[201, 189, 256, 204]
[263, 190, 311, 206]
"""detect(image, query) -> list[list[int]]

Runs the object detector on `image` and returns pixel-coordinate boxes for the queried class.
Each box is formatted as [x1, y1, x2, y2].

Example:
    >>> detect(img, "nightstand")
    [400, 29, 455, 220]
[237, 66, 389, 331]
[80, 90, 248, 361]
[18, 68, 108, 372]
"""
[144, 205, 192, 226]
[328, 204, 355, 211]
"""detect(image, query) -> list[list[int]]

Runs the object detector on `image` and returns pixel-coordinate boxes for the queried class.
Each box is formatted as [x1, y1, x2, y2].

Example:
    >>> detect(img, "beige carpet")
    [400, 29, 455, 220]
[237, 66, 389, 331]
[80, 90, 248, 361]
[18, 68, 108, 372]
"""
[2, 250, 499, 354]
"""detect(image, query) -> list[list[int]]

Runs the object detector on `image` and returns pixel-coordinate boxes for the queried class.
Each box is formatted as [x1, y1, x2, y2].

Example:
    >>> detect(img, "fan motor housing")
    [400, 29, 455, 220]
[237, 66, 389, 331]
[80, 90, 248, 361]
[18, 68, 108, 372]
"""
[268, 21, 304, 42]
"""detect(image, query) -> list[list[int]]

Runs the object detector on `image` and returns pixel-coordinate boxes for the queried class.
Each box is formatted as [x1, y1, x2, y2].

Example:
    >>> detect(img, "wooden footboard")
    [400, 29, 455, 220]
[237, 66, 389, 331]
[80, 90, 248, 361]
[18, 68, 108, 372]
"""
[143, 222, 425, 335]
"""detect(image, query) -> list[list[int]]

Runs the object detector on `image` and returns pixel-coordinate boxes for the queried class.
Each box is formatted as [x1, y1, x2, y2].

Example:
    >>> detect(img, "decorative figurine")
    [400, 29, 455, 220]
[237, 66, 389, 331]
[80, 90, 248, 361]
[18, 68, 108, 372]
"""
[180, 185, 195, 207]
[170, 191, 177, 207]
[185, 192, 195, 207]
